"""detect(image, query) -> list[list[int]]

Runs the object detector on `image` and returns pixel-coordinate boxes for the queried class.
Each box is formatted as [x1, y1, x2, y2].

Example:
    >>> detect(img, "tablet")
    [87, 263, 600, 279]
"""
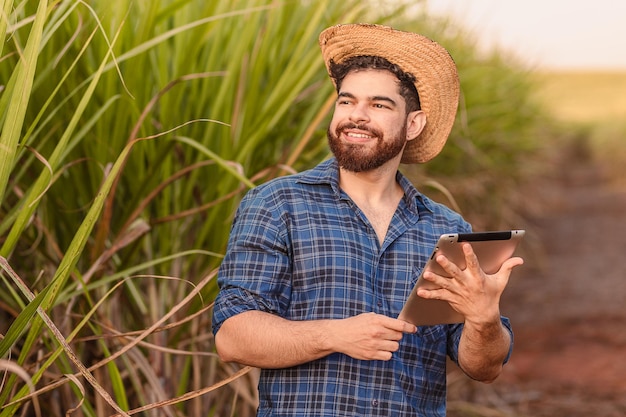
[398, 230, 525, 326]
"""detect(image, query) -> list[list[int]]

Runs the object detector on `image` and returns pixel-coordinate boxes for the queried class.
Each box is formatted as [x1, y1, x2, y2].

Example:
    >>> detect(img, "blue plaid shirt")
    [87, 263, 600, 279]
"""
[212, 158, 513, 416]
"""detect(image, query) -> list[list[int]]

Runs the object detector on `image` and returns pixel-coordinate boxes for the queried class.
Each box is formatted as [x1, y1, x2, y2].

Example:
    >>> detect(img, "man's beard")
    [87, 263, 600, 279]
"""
[327, 122, 407, 172]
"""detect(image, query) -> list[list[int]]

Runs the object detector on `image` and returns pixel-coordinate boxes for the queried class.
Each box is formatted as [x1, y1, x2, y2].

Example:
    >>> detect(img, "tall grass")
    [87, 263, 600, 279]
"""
[0, 1, 546, 416]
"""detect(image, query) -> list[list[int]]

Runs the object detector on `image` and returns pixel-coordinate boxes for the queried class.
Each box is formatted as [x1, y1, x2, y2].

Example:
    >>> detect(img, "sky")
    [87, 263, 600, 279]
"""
[425, 0, 626, 70]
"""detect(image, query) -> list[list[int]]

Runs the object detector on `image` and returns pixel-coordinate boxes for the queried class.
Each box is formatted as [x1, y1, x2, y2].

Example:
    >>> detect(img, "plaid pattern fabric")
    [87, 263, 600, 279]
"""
[212, 158, 512, 416]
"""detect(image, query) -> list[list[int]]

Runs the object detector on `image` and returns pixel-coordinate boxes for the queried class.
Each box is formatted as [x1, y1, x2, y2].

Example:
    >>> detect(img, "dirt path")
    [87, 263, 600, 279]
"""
[449, 158, 626, 416]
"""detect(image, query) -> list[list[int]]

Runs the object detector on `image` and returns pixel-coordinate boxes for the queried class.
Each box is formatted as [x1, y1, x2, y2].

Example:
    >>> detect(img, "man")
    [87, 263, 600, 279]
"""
[212, 23, 523, 416]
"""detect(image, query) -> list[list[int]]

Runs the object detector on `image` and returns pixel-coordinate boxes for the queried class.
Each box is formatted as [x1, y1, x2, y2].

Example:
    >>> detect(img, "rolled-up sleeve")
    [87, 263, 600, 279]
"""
[211, 188, 292, 336]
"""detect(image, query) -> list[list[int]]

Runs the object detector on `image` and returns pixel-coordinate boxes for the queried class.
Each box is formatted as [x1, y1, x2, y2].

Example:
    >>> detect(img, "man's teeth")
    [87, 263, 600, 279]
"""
[347, 132, 372, 138]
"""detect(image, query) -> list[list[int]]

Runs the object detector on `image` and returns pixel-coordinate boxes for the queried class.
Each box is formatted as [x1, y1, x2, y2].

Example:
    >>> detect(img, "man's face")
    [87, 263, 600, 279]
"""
[327, 69, 409, 172]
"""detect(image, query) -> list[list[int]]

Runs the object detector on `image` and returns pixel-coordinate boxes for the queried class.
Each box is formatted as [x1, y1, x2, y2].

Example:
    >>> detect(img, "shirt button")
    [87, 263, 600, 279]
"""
[372, 399, 379, 407]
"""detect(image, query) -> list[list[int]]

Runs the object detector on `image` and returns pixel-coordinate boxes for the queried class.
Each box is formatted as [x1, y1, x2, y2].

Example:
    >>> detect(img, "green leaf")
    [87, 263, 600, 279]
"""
[0, 0, 47, 205]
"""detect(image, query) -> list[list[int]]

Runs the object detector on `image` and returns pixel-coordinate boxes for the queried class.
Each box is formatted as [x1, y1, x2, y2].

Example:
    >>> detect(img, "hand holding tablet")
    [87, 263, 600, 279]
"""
[398, 230, 525, 326]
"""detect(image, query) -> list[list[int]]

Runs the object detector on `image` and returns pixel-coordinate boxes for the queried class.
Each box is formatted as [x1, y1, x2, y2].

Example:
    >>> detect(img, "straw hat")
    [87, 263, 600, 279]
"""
[319, 23, 460, 164]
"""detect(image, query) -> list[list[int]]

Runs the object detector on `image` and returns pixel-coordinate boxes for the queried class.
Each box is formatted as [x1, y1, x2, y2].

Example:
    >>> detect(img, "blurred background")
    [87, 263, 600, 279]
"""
[1, 1, 624, 416]
[425, 2, 626, 417]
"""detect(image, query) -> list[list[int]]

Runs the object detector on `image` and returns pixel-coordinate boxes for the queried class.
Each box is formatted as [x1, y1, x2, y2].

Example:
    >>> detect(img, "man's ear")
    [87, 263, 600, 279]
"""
[406, 110, 426, 141]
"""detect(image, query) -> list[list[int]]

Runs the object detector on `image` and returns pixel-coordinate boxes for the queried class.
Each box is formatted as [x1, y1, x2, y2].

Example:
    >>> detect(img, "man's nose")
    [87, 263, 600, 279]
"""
[349, 103, 370, 123]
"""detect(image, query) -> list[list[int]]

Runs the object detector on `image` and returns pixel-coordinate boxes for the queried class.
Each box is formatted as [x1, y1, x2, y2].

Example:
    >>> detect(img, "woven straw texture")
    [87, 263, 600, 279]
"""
[319, 23, 459, 163]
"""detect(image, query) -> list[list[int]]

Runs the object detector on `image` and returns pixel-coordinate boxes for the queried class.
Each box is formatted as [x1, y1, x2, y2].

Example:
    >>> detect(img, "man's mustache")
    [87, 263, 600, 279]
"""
[336, 123, 381, 137]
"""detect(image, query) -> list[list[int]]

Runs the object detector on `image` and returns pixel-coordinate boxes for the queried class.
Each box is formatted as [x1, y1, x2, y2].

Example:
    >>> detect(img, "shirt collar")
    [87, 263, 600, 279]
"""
[297, 157, 434, 214]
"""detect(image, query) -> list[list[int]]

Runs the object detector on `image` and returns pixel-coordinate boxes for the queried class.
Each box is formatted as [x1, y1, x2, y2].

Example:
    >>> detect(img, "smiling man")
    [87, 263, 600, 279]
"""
[212, 23, 523, 416]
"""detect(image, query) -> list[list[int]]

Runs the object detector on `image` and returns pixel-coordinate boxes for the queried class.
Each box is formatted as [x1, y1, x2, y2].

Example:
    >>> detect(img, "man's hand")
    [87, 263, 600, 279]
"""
[329, 312, 417, 361]
[416, 242, 524, 325]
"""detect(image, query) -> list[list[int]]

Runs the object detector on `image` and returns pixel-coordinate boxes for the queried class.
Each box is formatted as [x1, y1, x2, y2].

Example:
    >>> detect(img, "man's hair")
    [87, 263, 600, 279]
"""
[328, 55, 421, 113]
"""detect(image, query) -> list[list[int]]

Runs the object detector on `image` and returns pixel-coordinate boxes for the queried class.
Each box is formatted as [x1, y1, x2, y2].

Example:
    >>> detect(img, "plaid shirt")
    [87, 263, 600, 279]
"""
[212, 158, 513, 416]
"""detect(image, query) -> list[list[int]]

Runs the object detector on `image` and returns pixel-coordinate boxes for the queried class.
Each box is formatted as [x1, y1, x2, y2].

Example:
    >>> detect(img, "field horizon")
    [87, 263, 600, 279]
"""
[533, 69, 626, 125]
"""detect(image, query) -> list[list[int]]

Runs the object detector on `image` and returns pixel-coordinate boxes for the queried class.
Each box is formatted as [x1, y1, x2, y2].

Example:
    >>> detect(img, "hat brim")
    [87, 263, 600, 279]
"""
[319, 23, 460, 164]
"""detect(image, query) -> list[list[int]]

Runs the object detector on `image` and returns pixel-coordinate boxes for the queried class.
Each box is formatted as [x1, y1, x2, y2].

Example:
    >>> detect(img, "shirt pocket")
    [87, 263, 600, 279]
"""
[415, 323, 446, 341]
